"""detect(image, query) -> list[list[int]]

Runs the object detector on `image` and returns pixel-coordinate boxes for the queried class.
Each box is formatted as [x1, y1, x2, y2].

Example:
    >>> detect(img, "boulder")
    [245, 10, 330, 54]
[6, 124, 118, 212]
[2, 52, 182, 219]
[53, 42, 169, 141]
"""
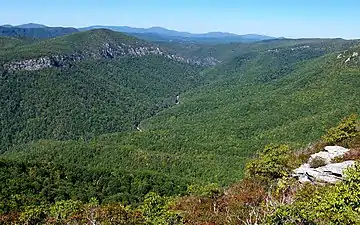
[309, 146, 349, 165]
[293, 161, 355, 184]
[293, 146, 354, 184]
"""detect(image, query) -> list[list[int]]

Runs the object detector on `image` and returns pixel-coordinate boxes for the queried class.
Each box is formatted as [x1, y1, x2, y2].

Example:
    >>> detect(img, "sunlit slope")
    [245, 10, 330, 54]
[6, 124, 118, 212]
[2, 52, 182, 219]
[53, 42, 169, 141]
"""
[0, 30, 202, 151]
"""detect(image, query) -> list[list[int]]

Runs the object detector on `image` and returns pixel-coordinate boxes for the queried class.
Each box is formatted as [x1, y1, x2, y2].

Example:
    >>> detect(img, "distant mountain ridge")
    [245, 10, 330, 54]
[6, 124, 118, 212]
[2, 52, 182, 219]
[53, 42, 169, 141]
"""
[15, 23, 48, 28]
[3, 23, 64, 29]
[80, 25, 273, 38]
[1, 23, 277, 43]
[80, 25, 277, 43]
[0, 23, 79, 39]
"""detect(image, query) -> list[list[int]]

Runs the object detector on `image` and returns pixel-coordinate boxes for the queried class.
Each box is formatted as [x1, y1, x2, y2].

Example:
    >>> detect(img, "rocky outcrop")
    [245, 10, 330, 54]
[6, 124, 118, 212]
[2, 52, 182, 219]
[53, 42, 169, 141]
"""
[338, 50, 359, 64]
[293, 146, 355, 184]
[3, 42, 219, 73]
[309, 146, 349, 164]
[293, 160, 355, 183]
[4, 54, 85, 72]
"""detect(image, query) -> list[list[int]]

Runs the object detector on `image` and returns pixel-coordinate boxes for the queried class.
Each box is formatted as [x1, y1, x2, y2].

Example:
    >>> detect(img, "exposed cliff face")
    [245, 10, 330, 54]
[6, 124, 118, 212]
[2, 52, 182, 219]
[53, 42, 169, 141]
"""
[3, 42, 220, 73]
[3, 54, 85, 72]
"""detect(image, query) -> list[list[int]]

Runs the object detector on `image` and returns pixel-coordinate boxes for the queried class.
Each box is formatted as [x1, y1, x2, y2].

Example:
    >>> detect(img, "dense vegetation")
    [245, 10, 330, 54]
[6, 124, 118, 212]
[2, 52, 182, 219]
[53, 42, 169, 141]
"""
[162, 38, 359, 64]
[0, 56, 202, 150]
[0, 29, 359, 224]
[0, 29, 150, 63]
[1, 115, 359, 224]
[171, 115, 360, 224]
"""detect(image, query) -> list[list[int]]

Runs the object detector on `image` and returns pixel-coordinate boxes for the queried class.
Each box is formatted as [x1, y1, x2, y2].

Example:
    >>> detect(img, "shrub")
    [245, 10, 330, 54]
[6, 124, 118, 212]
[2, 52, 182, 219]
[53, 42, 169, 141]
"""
[245, 144, 291, 180]
[309, 156, 327, 168]
[173, 179, 267, 225]
[266, 162, 360, 224]
[48, 199, 81, 221]
[19, 205, 49, 225]
[73, 203, 146, 225]
[343, 148, 360, 161]
[187, 183, 221, 199]
[322, 114, 359, 145]
[333, 148, 360, 163]
[296, 141, 327, 164]
[139, 192, 182, 225]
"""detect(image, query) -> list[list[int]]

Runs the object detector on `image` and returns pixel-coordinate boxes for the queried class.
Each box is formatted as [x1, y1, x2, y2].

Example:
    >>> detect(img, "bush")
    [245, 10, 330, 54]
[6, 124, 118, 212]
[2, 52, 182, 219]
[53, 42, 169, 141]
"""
[187, 183, 221, 199]
[173, 178, 267, 225]
[333, 148, 360, 163]
[309, 156, 327, 168]
[266, 162, 360, 224]
[48, 199, 81, 221]
[245, 144, 291, 180]
[343, 148, 360, 161]
[322, 114, 359, 145]
[139, 192, 182, 225]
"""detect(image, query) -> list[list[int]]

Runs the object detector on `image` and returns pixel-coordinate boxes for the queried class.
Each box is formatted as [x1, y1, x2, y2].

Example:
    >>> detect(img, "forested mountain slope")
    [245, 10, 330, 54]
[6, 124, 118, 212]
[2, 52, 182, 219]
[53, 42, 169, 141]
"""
[3, 30, 355, 152]
[0, 30, 205, 150]
[2, 38, 359, 206]
[161, 38, 359, 64]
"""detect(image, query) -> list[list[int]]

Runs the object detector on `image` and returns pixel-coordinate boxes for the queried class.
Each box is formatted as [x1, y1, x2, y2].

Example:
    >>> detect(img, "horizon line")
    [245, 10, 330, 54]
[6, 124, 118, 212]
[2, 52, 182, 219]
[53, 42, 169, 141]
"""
[1, 22, 357, 40]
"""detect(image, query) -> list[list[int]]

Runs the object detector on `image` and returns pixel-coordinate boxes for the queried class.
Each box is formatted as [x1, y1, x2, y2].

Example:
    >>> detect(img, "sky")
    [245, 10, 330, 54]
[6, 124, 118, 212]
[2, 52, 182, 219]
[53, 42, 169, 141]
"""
[1, 0, 360, 39]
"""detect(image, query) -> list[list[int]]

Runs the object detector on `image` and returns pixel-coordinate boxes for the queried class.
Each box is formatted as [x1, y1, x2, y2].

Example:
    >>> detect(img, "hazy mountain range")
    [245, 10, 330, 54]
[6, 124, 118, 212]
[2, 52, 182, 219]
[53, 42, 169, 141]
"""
[80, 25, 276, 41]
[0, 23, 277, 43]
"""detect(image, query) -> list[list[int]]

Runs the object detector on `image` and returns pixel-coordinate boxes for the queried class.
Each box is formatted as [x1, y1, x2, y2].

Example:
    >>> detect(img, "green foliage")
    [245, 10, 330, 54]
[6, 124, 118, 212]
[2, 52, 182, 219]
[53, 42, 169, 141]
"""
[245, 144, 291, 180]
[0, 29, 144, 63]
[3, 199, 147, 224]
[81, 204, 146, 225]
[187, 183, 221, 199]
[0, 158, 188, 214]
[140, 192, 182, 225]
[309, 156, 327, 168]
[0, 55, 202, 151]
[49, 199, 81, 221]
[267, 162, 360, 224]
[323, 114, 359, 145]
[19, 204, 48, 225]
[1, 38, 359, 212]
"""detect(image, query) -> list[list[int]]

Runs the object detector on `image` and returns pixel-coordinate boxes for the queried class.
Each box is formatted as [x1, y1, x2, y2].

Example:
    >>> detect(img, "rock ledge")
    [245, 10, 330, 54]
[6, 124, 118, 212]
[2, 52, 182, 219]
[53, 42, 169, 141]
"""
[293, 146, 354, 183]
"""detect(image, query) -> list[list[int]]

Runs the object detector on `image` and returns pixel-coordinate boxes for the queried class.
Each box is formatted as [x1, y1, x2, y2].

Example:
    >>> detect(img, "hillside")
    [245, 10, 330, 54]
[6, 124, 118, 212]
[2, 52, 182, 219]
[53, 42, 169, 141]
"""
[161, 38, 359, 67]
[0, 30, 206, 150]
[0, 29, 149, 63]
[0, 36, 31, 50]
[2, 37, 359, 196]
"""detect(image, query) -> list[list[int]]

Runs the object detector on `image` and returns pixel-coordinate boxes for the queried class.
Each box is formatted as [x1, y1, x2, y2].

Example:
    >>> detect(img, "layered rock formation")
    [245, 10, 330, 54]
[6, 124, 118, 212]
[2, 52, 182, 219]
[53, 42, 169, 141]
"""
[2, 42, 220, 73]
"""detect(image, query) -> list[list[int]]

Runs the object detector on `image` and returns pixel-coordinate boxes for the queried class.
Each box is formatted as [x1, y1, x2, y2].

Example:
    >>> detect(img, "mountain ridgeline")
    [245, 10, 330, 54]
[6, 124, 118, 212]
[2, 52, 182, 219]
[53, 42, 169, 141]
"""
[1, 23, 277, 43]
[0, 28, 359, 224]
[80, 25, 277, 43]
[0, 25, 78, 39]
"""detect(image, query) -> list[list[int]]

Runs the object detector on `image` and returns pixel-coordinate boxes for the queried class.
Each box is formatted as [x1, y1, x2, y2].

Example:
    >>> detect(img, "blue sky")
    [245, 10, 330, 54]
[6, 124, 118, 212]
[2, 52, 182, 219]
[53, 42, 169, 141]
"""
[1, 0, 359, 38]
